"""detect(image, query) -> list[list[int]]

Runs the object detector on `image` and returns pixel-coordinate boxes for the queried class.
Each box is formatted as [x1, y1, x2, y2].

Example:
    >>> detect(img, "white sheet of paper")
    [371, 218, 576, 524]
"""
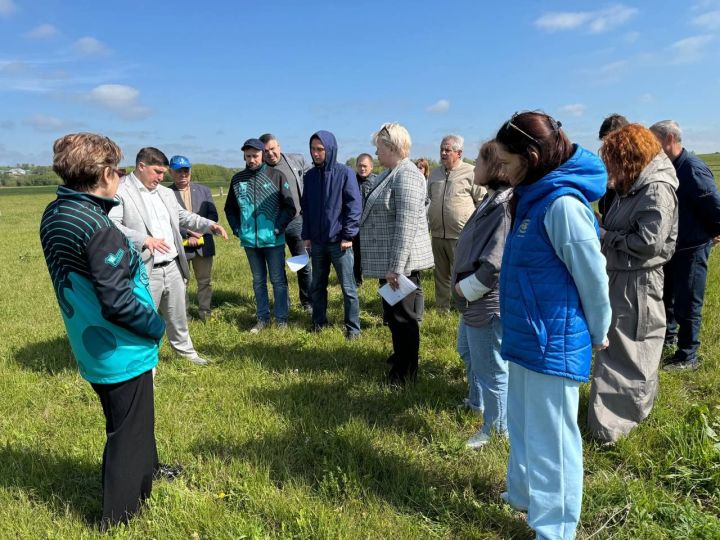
[378, 273, 418, 306]
[286, 254, 309, 272]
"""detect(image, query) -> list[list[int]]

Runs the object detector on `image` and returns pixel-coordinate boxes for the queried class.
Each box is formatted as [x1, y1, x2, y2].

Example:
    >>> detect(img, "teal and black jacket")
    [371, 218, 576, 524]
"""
[224, 164, 296, 248]
[40, 186, 165, 384]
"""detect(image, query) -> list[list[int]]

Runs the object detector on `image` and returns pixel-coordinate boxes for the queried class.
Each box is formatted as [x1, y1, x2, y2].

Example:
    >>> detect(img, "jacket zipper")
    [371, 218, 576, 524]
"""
[253, 172, 258, 247]
[441, 169, 449, 238]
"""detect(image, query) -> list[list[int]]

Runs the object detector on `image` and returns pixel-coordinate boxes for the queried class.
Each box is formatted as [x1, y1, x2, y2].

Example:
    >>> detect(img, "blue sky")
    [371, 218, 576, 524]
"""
[1, 0, 719, 167]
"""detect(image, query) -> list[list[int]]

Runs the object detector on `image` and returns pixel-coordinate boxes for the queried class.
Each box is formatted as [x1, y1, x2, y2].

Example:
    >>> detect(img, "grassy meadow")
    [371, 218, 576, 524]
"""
[0, 156, 719, 539]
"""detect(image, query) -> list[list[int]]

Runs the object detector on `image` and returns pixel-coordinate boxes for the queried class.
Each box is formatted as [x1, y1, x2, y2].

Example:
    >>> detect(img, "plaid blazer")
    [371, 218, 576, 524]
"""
[359, 158, 434, 277]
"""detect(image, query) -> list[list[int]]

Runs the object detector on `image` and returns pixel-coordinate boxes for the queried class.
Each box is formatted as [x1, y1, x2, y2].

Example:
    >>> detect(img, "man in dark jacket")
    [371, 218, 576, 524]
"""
[169, 155, 218, 321]
[651, 120, 720, 370]
[260, 133, 313, 312]
[301, 130, 362, 338]
[352, 153, 377, 286]
[225, 138, 296, 333]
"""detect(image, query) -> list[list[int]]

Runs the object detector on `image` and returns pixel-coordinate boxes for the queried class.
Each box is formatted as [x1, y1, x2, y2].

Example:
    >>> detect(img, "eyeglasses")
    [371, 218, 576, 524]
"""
[112, 167, 127, 177]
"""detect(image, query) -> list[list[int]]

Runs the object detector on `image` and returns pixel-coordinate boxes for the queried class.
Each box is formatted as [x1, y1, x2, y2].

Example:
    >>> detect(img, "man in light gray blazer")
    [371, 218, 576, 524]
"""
[109, 147, 227, 366]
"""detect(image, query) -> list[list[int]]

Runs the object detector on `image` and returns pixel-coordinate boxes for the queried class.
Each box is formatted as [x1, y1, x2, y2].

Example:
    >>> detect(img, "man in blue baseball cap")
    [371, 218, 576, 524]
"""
[169, 155, 218, 321]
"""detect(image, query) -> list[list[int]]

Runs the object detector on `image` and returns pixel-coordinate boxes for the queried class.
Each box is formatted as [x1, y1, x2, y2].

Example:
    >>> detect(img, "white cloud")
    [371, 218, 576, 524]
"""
[692, 10, 720, 30]
[535, 5, 638, 33]
[0, 0, 17, 17]
[25, 114, 82, 132]
[427, 99, 450, 113]
[73, 37, 109, 56]
[25, 24, 59, 39]
[87, 84, 152, 120]
[0, 60, 33, 77]
[535, 12, 590, 31]
[623, 31, 640, 44]
[596, 60, 630, 80]
[670, 34, 715, 64]
[558, 104, 587, 117]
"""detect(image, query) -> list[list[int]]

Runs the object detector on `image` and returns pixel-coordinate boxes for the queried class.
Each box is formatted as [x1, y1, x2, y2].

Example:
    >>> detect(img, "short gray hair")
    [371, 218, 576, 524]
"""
[259, 133, 278, 144]
[649, 120, 682, 143]
[441, 134, 464, 151]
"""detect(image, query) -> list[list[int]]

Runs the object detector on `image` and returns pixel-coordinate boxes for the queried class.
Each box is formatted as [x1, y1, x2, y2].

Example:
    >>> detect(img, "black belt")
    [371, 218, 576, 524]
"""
[154, 257, 176, 268]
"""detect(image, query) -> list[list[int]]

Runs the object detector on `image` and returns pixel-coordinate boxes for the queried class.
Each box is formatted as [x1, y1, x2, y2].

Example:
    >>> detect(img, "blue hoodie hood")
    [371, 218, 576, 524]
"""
[310, 130, 338, 170]
[301, 130, 362, 244]
[514, 145, 607, 217]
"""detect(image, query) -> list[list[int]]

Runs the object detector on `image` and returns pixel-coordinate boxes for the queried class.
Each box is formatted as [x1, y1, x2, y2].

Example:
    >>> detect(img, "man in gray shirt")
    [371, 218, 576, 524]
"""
[260, 133, 312, 312]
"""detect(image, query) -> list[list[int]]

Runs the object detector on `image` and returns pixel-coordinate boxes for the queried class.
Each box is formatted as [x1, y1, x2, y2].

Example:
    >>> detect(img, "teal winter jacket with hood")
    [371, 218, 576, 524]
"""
[224, 164, 296, 248]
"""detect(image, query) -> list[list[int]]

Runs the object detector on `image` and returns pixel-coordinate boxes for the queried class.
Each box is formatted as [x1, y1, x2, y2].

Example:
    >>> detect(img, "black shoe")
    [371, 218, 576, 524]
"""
[345, 332, 360, 341]
[663, 357, 699, 371]
[310, 323, 325, 333]
[153, 463, 184, 482]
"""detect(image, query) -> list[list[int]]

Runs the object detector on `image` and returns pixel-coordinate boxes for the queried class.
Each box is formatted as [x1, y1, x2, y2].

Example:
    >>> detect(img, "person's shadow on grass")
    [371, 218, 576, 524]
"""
[12, 335, 76, 374]
[0, 445, 101, 525]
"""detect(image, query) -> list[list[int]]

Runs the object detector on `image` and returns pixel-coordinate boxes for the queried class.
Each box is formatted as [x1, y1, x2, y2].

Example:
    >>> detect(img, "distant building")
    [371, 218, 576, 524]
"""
[5, 168, 28, 176]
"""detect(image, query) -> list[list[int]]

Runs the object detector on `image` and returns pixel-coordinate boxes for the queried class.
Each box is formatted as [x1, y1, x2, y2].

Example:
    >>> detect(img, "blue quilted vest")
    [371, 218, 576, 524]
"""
[500, 145, 606, 382]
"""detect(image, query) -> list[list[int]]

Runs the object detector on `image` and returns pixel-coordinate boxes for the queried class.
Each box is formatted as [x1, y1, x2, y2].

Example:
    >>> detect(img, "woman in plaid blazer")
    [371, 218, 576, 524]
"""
[360, 123, 434, 385]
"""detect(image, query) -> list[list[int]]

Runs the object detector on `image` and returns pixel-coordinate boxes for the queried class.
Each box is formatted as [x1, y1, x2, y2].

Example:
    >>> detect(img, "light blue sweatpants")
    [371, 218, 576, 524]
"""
[506, 362, 583, 540]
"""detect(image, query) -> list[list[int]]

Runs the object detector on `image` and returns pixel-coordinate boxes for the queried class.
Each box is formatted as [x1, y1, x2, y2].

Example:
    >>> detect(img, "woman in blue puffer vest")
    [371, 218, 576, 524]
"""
[495, 112, 612, 540]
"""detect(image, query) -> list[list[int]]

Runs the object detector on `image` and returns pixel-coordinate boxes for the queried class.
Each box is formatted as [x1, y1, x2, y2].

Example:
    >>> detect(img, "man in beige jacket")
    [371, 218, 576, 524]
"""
[427, 134, 485, 309]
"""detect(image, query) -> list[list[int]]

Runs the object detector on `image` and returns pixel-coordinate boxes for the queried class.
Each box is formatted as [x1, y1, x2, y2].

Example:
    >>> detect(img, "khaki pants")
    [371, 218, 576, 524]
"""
[189, 255, 213, 316]
[431, 237, 457, 309]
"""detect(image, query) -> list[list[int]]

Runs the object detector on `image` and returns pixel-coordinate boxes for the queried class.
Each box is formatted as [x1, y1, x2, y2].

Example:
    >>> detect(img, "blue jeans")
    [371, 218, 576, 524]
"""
[457, 317, 507, 435]
[310, 242, 360, 336]
[244, 245, 289, 323]
[506, 362, 582, 540]
[664, 242, 712, 361]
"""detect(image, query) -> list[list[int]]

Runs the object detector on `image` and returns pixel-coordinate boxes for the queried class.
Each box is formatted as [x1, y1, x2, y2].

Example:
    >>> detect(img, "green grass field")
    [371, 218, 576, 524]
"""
[1, 158, 719, 539]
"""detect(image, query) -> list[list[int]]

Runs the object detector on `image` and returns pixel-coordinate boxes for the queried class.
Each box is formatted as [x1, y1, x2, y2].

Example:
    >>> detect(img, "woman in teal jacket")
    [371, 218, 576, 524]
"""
[41, 133, 168, 528]
[496, 112, 612, 540]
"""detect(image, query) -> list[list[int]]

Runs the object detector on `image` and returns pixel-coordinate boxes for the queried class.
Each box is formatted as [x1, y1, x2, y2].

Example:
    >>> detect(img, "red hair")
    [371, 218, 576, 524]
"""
[600, 124, 661, 194]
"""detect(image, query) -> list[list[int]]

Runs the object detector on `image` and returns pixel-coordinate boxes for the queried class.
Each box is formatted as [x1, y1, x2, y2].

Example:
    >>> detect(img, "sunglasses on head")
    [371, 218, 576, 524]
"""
[504, 111, 563, 145]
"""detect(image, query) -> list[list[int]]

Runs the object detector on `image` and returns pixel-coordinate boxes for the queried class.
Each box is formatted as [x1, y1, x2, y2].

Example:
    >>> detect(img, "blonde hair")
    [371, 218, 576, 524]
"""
[53, 133, 122, 191]
[372, 122, 412, 159]
[414, 158, 430, 179]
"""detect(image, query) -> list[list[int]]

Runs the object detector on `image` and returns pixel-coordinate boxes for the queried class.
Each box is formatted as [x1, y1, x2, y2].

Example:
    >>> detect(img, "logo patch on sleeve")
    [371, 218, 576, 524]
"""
[104, 248, 125, 267]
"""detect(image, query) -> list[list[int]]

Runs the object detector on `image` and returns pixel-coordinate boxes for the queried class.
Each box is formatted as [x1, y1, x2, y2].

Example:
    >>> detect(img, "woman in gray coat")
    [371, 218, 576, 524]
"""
[452, 140, 512, 448]
[360, 123, 434, 385]
[587, 124, 679, 443]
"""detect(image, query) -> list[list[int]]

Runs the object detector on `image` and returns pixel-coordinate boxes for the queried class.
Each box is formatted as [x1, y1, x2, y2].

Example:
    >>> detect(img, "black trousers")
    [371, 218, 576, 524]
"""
[285, 217, 313, 307]
[91, 369, 157, 528]
[380, 272, 423, 383]
[352, 234, 363, 284]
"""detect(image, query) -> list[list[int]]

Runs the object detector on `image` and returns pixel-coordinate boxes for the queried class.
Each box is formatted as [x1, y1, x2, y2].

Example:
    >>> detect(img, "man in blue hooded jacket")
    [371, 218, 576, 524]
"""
[301, 130, 362, 338]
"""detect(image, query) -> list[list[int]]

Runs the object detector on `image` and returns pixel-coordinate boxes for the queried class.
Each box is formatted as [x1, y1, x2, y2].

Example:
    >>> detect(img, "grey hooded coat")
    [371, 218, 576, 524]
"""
[587, 152, 679, 442]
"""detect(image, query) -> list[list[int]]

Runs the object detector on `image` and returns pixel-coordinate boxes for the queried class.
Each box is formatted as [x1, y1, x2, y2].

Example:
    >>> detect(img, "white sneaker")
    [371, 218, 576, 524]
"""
[466, 431, 491, 449]
[188, 355, 209, 366]
[249, 320, 268, 334]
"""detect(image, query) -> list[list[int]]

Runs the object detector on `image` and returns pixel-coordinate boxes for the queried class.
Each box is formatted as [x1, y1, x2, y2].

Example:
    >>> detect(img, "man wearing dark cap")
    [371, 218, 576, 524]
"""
[259, 133, 312, 312]
[224, 139, 297, 333]
[169, 156, 218, 321]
